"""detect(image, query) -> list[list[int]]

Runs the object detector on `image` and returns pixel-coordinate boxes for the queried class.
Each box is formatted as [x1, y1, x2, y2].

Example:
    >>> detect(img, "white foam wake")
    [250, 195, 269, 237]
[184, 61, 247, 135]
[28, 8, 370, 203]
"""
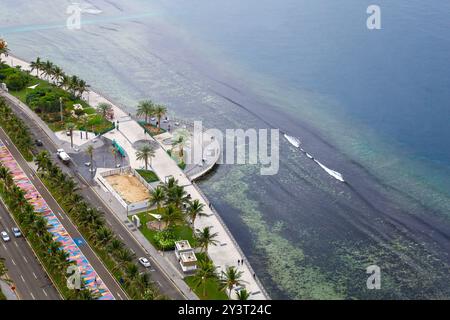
[284, 134, 301, 148]
[314, 160, 345, 182]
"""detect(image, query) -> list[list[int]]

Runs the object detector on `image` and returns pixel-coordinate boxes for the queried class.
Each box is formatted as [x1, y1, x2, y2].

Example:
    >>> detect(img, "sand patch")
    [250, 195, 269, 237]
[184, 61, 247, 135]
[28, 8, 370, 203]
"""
[105, 174, 149, 203]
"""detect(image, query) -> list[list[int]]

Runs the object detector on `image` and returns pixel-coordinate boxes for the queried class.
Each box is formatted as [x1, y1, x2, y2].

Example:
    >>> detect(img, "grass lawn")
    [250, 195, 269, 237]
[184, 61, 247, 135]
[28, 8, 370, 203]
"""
[136, 169, 159, 183]
[131, 211, 197, 250]
[185, 276, 228, 300]
[0, 288, 6, 300]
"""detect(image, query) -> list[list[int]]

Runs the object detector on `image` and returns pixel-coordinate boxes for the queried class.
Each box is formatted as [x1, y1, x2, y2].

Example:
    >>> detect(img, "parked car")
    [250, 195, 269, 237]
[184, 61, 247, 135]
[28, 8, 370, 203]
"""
[12, 227, 21, 238]
[35, 139, 43, 146]
[1, 231, 10, 242]
[138, 257, 151, 268]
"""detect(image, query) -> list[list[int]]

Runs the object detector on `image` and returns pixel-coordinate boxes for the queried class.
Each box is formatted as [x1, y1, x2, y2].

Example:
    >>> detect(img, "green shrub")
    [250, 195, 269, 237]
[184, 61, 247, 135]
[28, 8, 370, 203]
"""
[6, 72, 30, 91]
[153, 229, 178, 250]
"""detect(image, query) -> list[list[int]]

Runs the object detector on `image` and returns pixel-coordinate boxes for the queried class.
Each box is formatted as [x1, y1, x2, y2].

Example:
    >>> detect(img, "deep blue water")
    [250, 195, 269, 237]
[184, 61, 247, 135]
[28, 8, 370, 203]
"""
[1, 0, 450, 299]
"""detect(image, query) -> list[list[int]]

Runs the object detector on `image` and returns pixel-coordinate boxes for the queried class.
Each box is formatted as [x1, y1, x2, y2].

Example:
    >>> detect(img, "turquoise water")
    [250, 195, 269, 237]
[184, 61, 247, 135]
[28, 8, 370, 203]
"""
[1, 0, 450, 299]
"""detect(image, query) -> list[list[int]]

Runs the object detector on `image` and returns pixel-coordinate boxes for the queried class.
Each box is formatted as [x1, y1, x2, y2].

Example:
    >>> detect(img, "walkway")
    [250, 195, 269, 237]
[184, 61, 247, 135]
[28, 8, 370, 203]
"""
[0, 280, 17, 300]
[4, 54, 269, 300]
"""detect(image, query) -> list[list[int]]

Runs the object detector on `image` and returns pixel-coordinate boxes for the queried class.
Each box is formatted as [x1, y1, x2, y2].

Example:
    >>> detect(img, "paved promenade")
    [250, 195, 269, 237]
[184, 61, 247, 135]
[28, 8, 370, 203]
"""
[4, 55, 269, 300]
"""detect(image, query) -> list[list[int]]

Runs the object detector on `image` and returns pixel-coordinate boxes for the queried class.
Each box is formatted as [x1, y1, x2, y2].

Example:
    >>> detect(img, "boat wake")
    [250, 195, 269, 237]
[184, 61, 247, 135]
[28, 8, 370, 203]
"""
[283, 133, 345, 182]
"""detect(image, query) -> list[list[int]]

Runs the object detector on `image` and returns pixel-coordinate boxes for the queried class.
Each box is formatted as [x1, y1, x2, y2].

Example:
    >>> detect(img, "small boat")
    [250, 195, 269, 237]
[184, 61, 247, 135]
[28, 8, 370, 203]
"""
[284, 134, 301, 148]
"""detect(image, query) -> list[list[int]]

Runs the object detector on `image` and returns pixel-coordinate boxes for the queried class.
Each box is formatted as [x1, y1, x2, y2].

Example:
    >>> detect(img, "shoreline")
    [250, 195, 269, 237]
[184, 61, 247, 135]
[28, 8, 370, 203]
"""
[3, 53, 270, 300]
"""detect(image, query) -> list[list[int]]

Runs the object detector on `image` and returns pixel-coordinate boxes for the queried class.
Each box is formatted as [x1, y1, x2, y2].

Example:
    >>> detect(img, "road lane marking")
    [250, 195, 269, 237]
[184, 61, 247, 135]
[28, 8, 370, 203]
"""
[42, 288, 48, 297]
[11, 258, 16, 266]
[156, 281, 162, 287]
[21, 275, 26, 283]
[23, 256, 28, 263]
[118, 234, 124, 240]
[33, 272, 38, 279]
[30, 292, 36, 300]
[14, 242, 19, 248]
[117, 292, 123, 300]
[2, 244, 7, 251]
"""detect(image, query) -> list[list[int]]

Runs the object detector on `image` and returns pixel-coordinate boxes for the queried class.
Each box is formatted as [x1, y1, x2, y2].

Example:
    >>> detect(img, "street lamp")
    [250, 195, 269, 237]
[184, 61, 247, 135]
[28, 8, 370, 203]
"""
[59, 97, 64, 122]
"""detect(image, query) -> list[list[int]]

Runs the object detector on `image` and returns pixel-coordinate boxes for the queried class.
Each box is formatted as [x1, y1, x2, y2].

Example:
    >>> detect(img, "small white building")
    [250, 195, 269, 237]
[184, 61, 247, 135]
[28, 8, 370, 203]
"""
[175, 240, 197, 272]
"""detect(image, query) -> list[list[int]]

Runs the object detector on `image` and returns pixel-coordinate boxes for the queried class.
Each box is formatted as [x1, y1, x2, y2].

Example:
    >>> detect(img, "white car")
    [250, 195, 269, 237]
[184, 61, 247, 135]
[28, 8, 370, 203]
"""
[12, 227, 21, 238]
[1, 231, 10, 242]
[138, 257, 151, 268]
[57, 149, 71, 163]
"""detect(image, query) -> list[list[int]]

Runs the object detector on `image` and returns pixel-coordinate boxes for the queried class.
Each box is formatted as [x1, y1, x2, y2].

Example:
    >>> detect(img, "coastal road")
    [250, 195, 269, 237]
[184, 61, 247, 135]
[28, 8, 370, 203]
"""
[0, 129, 128, 300]
[2, 100, 185, 299]
[0, 201, 61, 300]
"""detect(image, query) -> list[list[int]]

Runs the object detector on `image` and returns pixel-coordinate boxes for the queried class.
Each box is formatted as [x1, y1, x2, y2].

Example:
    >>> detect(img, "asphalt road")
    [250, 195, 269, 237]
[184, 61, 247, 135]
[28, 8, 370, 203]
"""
[0, 129, 128, 300]
[5, 103, 185, 299]
[0, 201, 61, 300]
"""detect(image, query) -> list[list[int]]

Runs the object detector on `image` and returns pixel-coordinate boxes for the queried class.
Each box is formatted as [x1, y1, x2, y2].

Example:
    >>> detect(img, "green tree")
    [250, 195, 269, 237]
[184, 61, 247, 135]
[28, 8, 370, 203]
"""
[136, 145, 155, 170]
[192, 259, 218, 297]
[236, 288, 251, 300]
[153, 105, 167, 131]
[96, 102, 112, 119]
[149, 186, 166, 215]
[173, 129, 189, 157]
[136, 100, 155, 124]
[195, 226, 219, 253]
[161, 204, 183, 229]
[186, 199, 206, 226]
[220, 266, 245, 297]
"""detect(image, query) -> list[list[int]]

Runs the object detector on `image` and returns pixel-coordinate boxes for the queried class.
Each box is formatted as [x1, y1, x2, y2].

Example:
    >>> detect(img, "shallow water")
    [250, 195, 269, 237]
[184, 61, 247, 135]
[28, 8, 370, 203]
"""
[1, 0, 450, 299]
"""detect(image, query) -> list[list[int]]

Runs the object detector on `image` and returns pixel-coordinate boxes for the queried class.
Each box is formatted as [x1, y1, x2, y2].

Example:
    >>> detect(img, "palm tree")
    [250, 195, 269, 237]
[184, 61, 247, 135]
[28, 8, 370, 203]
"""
[66, 122, 75, 149]
[86, 145, 95, 176]
[107, 238, 123, 255]
[236, 289, 251, 300]
[173, 129, 190, 157]
[167, 185, 189, 209]
[135, 145, 155, 170]
[35, 151, 51, 172]
[195, 226, 219, 253]
[115, 248, 134, 271]
[149, 186, 166, 214]
[69, 75, 80, 97]
[192, 259, 218, 297]
[220, 266, 245, 297]
[136, 100, 155, 124]
[52, 66, 65, 85]
[95, 226, 113, 246]
[96, 102, 112, 119]
[60, 74, 71, 90]
[43, 60, 54, 81]
[29, 57, 42, 77]
[125, 263, 140, 282]
[161, 204, 183, 229]
[153, 105, 167, 131]
[186, 199, 206, 226]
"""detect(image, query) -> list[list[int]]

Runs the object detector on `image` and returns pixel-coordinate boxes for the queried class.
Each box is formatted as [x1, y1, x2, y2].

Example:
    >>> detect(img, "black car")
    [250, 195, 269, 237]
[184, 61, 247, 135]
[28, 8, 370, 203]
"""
[35, 139, 43, 146]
